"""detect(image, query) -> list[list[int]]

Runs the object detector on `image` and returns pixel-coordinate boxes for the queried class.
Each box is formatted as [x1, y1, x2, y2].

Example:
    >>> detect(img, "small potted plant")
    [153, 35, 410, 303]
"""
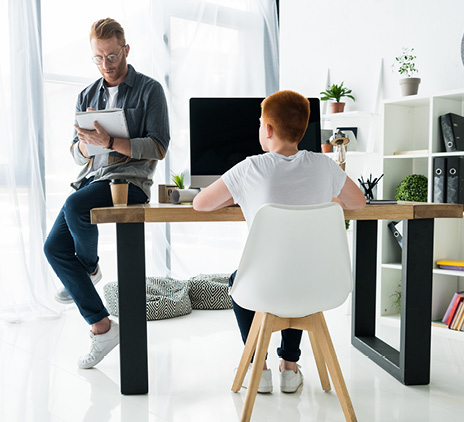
[395, 174, 428, 202]
[320, 82, 355, 113]
[321, 138, 333, 153]
[393, 47, 421, 96]
[172, 172, 185, 190]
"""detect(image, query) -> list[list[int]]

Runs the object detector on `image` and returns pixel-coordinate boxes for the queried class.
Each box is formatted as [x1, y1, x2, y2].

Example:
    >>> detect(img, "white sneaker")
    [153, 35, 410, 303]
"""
[239, 365, 273, 394]
[280, 365, 304, 393]
[55, 266, 103, 304]
[78, 320, 119, 369]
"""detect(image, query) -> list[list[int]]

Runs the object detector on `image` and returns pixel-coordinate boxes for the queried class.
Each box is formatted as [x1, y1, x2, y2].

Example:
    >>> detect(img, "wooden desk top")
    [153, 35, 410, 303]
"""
[91, 202, 463, 225]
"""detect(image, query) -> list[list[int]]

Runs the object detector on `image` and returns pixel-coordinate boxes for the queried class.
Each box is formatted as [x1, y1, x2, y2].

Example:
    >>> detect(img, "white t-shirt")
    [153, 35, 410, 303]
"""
[89, 85, 119, 175]
[222, 150, 347, 229]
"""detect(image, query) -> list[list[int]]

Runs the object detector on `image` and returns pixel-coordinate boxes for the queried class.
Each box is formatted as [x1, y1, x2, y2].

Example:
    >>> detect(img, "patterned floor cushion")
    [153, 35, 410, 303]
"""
[104, 276, 192, 321]
[187, 273, 233, 310]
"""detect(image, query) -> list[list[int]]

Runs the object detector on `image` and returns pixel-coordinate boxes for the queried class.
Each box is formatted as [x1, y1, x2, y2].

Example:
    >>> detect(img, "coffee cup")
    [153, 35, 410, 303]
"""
[110, 179, 129, 207]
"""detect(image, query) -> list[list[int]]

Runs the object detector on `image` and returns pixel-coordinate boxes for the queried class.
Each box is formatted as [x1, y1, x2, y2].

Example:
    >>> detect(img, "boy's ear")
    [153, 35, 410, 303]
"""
[265, 123, 274, 139]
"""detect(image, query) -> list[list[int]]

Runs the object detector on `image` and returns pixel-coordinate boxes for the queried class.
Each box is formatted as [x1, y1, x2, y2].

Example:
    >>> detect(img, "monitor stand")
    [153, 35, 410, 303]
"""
[190, 175, 220, 189]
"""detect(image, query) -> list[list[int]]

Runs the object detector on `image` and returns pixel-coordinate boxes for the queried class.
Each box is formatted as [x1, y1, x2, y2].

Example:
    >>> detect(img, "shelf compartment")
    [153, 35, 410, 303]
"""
[383, 101, 430, 156]
[431, 95, 464, 153]
[382, 157, 428, 202]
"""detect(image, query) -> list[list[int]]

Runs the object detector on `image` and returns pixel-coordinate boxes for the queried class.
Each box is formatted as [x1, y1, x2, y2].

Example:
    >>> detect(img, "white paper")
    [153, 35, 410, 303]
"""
[75, 109, 129, 155]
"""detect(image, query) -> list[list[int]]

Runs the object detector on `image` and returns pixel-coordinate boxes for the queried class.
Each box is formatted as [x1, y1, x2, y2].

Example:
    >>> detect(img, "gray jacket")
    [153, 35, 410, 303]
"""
[71, 64, 170, 200]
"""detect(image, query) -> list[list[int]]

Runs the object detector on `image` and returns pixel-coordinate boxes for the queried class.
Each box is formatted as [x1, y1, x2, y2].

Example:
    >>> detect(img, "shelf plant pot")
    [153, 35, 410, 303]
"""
[330, 102, 345, 113]
[330, 103, 345, 113]
[321, 143, 333, 153]
[399, 77, 421, 96]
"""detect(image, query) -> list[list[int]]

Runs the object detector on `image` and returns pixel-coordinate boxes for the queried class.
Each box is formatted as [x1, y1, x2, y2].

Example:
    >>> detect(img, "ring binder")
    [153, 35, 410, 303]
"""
[440, 113, 464, 152]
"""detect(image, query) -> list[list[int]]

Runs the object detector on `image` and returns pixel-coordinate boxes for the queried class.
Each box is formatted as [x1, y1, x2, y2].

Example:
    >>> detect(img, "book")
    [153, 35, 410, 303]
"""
[455, 301, 464, 330]
[444, 291, 464, 326]
[437, 258, 464, 271]
[442, 291, 464, 324]
[75, 108, 129, 155]
[433, 157, 446, 203]
[366, 199, 397, 205]
[450, 300, 464, 329]
[437, 265, 464, 271]
[446, 156, 464, 204]
[436, 259, 464, 269]
[393, 149, 428, 155]
[440, 113, 464, 152]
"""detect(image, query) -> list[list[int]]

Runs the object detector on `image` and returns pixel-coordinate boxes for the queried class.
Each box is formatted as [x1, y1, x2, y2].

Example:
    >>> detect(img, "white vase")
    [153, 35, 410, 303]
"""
[399, 77, 421, 96]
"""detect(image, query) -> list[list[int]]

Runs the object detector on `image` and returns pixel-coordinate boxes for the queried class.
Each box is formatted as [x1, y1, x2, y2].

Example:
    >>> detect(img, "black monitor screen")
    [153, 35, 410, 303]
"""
[189, 97, 321, 178]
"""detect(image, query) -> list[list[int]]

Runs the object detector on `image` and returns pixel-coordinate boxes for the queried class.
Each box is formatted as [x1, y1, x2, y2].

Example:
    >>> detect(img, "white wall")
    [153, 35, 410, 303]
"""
[280, 0, 464, 113]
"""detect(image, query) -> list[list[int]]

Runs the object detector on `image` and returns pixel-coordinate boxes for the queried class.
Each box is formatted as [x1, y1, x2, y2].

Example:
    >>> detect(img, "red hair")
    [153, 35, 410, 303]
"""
[90, 18, 126, 45]
[261, 90, 310, 143]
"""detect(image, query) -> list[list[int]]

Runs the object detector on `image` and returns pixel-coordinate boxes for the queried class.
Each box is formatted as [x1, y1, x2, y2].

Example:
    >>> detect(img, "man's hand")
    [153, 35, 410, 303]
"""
[74, 121, 110, 148]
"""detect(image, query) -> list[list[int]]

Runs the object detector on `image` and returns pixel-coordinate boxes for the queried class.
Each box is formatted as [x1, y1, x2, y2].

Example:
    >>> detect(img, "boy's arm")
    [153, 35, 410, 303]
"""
[332, 176, 366, 210]
[193, 178, 235, 211]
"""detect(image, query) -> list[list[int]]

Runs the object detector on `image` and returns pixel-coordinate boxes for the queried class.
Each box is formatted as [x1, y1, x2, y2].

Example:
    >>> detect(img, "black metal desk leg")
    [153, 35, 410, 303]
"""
[116, 222, 148, 395]
[400, 218, 434, 385]
[352, 220, 378, 339]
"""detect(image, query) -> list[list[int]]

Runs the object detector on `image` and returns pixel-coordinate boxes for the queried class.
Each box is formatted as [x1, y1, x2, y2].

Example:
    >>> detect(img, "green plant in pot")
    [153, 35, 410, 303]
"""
[395, 174, 428, 202]
[393, 47, 420, 96]
[320, 82, 355, 113]
[172, 172, 185, 189]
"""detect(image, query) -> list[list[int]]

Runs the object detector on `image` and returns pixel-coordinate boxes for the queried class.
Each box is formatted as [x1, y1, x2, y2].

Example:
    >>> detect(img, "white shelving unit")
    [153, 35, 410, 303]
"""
[380, 89, 464, 322]
[321, 110, 383, 192]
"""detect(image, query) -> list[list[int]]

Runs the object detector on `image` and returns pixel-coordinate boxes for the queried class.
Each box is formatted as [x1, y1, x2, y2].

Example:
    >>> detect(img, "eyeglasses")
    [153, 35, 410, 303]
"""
[92, 45, 126, 65]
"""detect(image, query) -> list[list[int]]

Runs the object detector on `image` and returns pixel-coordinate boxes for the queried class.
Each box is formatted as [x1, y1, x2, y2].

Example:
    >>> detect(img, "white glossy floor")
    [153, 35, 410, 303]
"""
[1, 301, 464, 422]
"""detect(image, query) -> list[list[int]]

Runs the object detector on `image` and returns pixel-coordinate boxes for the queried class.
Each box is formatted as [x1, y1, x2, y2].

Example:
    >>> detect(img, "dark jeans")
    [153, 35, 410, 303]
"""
[44, 177, 147, 324]
[229, 271, 302, 362]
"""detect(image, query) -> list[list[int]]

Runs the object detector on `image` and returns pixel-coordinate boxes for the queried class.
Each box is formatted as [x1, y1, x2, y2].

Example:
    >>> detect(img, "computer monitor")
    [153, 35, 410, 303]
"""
[189, 97, 321, 188]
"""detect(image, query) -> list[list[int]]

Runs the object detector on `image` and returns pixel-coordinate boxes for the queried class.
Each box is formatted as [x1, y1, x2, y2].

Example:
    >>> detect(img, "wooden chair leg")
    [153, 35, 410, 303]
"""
[232, 312, 263, 392]
[308, 329, 331, 392]
[315, 313, 357, 422]
[241, 313, 275, 422]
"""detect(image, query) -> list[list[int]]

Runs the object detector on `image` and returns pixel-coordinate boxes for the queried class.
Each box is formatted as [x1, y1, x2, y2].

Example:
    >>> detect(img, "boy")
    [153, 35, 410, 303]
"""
[193, 90, 365, 393]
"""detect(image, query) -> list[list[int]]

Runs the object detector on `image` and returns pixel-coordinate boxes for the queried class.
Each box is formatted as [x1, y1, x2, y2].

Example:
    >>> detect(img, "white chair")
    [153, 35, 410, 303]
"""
[230, 202, 357, 422]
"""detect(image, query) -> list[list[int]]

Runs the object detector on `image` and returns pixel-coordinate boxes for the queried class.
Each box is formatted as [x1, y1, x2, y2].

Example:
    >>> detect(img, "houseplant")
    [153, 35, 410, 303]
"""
[393, 47, 421, 96]
[320, 82, 355, 113]
[172, 172, 185, 190]
[395, 174, 428, 202]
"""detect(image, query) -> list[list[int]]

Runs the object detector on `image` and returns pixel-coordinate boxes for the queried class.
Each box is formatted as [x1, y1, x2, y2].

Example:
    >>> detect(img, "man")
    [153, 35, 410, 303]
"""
[193, 90, 365, 393]
[44, 18, 170, 369]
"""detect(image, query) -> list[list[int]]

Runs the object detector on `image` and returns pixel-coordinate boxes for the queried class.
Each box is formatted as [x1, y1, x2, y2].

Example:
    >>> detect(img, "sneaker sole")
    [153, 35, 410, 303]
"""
[54, 294, 74, 304]
[78, 347, 113, 369]
[78, 336, 119, 369]
[280, 380, 303, 393]
[242, 385, 273, 394]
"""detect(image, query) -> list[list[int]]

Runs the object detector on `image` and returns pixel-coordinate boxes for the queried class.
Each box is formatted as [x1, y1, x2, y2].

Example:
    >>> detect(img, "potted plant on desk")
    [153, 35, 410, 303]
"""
[172, 172, 185, 190]
[320, 81, 356, 113]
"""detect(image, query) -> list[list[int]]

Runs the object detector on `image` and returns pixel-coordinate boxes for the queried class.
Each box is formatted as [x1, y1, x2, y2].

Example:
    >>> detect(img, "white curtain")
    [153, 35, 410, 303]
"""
[0, 0, 60, 322]
[1, 0, 279, 321]
[151, 0, 280, 279]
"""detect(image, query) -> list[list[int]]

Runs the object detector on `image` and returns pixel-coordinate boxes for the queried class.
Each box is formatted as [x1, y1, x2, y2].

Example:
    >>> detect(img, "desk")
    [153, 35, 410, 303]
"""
[91, 202, 462, 394]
